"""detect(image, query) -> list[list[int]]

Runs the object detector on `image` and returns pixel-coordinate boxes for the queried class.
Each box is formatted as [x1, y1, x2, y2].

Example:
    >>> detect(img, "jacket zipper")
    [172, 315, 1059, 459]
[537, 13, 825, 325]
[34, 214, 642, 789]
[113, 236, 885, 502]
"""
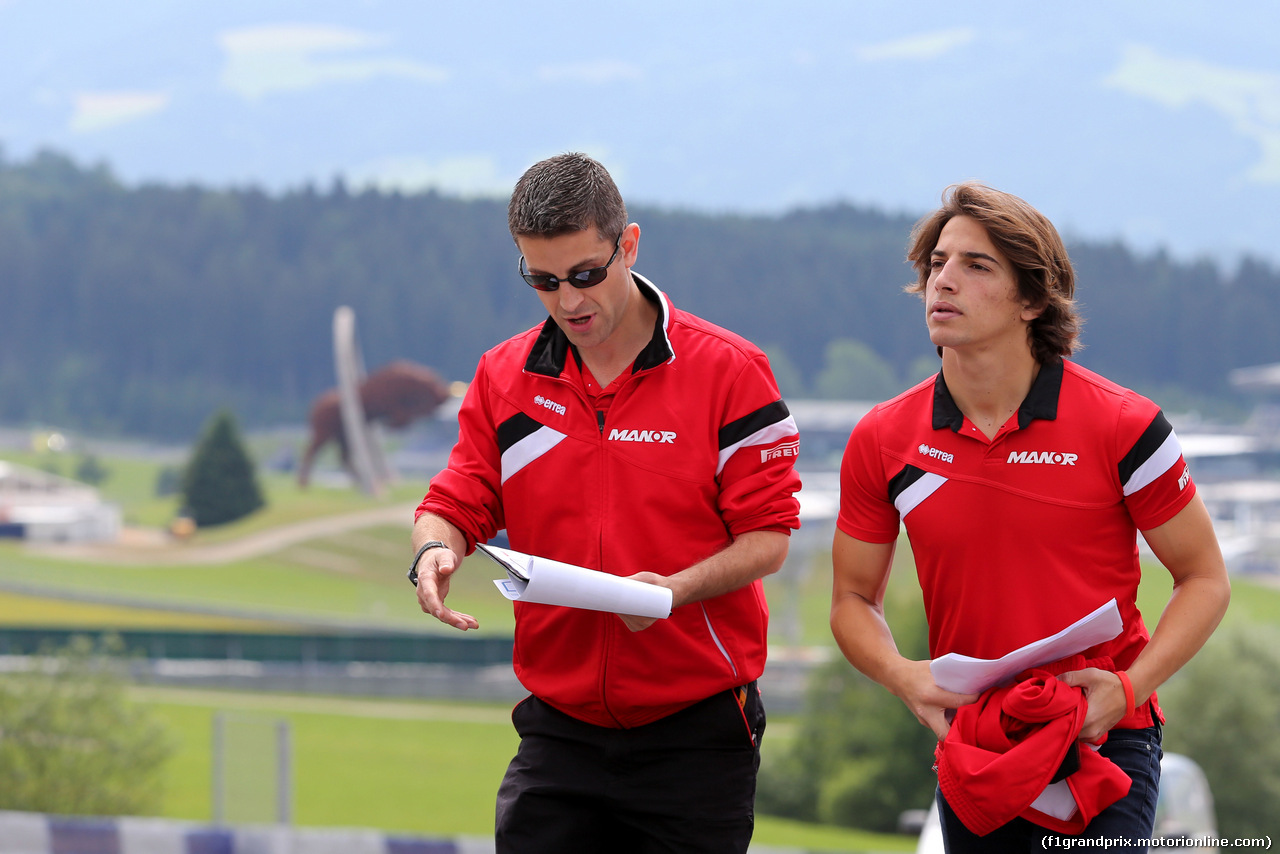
[535, 368, 645, 726]
[701, 604, 739, 679]
[593, 385, 617, 724]
[594, 374, 644, 726]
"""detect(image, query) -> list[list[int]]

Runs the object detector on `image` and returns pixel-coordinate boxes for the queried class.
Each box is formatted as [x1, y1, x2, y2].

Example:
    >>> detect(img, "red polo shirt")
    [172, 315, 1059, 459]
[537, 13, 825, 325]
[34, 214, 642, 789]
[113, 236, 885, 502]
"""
[838, 358, 1195, 727]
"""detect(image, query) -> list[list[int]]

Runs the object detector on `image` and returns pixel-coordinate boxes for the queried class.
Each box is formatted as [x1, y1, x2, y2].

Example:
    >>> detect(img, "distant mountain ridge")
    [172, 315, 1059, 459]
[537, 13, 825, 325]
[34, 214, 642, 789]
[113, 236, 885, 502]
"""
[1, 150, 1276, 439]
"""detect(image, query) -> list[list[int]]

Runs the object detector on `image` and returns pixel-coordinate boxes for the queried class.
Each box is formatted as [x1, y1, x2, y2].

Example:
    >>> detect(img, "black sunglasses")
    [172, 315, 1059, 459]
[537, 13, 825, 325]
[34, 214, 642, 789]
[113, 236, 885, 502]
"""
[518, 233, 623, 291]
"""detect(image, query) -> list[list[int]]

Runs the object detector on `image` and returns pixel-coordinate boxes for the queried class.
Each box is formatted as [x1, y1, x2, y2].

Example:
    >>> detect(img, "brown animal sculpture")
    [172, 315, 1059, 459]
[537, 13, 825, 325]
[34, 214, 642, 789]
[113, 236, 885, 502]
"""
[298, 360, 452, 487]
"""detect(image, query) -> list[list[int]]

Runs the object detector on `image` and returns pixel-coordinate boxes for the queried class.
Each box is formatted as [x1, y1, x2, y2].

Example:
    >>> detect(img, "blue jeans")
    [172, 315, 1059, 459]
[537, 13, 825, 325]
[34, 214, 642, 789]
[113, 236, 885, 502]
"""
[938, 723, 1163, 852]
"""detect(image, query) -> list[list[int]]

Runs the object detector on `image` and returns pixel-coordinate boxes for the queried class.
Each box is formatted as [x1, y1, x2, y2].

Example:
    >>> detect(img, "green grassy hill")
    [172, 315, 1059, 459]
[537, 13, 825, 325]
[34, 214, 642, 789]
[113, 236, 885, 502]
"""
[4, 446, 1277, 640]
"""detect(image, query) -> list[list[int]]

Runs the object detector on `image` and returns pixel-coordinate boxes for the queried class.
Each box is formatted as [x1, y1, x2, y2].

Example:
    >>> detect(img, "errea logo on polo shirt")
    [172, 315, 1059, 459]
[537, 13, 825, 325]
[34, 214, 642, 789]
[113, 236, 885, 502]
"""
[1007, 450, 1079, 465]
[917, 444, 954, 464]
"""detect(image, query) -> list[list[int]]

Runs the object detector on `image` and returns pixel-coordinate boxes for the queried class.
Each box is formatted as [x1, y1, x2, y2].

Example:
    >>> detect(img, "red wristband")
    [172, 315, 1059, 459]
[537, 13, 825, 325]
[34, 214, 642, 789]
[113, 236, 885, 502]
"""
[1116, 670, 1136, 715]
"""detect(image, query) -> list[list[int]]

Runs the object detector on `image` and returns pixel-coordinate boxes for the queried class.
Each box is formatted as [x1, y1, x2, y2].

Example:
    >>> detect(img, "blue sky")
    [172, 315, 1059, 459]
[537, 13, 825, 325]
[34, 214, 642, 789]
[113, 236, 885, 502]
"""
[3, 1, 1279, 264]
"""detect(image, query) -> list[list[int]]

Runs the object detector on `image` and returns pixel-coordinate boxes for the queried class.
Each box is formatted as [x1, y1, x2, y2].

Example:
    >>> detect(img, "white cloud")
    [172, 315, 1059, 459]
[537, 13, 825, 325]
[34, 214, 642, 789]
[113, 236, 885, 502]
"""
[347, 154, 509, 198]
[1106, 44, 1280, 182]
[218, 24, 448, 99]
[536, 61, 643, 85]
[70, 91, 170, 133]
[855, 28, 976, 62]
[791, 49, 818, 68]
[220, 24, 380, 54]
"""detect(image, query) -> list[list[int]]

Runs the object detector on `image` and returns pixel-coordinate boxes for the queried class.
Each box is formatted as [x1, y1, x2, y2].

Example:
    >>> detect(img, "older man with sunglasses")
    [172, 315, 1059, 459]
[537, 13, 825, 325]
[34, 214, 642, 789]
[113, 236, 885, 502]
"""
[410, 153, 802, 853]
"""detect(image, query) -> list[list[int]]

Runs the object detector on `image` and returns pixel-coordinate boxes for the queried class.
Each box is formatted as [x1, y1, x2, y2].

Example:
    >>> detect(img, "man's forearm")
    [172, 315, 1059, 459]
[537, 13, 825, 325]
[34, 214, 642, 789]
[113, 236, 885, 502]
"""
[1128, 572, 1230, 704]
[411, 513, 466, 556]
[666, 530, 788, 609]
[830, 592, 908, 692]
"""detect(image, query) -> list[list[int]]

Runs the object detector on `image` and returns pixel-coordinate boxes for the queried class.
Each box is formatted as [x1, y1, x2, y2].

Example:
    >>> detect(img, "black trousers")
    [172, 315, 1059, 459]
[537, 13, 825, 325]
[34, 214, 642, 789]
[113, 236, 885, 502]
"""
[495, 684, 765, 854]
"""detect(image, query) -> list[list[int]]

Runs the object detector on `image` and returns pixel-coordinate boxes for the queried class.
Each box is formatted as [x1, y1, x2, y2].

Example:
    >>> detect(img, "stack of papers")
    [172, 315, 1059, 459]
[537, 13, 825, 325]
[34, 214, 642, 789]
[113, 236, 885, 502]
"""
[930, 599, 1124, 694]
[479, 543, 673, 619]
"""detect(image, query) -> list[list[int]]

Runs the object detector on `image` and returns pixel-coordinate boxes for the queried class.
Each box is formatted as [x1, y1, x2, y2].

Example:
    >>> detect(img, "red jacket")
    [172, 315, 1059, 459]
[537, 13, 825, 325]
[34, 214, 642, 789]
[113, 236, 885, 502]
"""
[417, 274, 802, 728]
[936, 656, 1132, 836]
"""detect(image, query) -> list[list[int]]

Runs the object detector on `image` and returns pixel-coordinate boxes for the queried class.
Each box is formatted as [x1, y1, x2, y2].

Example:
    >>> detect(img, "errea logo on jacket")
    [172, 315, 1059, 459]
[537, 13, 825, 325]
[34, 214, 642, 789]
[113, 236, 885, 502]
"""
[533, 395, 566, 416]
[1007, 450, 1079, 465]
[608, 428, 676, 444]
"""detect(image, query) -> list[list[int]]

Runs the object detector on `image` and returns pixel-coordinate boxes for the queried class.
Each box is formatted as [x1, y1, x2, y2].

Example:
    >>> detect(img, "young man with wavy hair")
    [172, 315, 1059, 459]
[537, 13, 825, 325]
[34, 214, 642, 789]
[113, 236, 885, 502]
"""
[831, 182, 1229, 849]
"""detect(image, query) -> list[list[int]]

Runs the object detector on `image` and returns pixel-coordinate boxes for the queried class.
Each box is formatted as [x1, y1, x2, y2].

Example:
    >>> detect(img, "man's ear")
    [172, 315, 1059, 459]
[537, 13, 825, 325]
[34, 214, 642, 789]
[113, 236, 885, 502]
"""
[622, 222, 641, 269]
[1021, 293, 1047, 323]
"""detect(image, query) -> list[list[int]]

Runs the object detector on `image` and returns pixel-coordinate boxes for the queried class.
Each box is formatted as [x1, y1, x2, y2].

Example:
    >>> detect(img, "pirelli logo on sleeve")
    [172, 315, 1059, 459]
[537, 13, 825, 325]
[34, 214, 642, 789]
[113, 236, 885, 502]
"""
[717, 400, 799, 475]
[761, 440, 800, 463]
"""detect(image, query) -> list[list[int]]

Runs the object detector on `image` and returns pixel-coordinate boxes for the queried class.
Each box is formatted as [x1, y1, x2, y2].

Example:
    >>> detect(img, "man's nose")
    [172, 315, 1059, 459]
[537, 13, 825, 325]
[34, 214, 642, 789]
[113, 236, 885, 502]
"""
[557, 283, 588, 310]
[933, 260, 958, 291]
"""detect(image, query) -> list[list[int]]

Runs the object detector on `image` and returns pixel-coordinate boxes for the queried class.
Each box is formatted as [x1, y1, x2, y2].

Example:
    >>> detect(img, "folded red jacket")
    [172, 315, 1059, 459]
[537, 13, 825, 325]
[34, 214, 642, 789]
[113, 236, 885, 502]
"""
[935, 655, 1133, 836]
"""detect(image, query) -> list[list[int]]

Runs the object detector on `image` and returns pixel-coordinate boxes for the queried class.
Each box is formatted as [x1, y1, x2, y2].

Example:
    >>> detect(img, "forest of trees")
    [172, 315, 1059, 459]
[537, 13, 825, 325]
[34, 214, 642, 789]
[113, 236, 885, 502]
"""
[2, 149, 1278, 439]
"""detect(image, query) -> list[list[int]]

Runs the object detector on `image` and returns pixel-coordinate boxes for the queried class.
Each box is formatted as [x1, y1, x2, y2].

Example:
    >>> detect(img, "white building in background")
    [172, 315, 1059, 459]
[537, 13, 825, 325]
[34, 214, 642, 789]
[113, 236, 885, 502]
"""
[0, 460, 121, 543]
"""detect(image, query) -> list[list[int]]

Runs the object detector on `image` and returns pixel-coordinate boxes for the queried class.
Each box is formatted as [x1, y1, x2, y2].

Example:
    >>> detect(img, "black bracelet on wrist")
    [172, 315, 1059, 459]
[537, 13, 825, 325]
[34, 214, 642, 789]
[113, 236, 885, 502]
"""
[407, 540, 448, 586]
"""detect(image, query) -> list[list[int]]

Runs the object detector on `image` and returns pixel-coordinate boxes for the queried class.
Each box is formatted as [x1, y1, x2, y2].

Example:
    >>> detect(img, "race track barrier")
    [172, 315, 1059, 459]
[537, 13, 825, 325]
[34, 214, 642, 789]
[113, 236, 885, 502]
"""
[0, 811, 493, 854]
[0, 812, 823, 854]
[0, 628, 513, 667]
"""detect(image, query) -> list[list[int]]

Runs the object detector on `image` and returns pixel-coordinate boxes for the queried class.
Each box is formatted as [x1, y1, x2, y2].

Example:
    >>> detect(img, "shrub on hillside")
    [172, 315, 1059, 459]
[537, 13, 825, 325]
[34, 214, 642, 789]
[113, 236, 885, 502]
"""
[0, 635, 174, 815]
[74, 453, 109, 485]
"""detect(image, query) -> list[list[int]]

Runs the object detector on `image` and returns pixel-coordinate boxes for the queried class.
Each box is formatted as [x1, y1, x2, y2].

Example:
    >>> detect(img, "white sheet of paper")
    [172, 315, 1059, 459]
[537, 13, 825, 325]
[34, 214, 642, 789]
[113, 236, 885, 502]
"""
[1030, 780, 1078, 821]
[481, 543, 673, 619]
[929, 599, 1124, 694]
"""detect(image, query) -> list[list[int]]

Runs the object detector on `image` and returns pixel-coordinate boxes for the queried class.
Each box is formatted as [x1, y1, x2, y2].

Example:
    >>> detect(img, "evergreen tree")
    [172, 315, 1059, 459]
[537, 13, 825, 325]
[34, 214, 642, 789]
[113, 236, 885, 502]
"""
[181, 409, 265, 527]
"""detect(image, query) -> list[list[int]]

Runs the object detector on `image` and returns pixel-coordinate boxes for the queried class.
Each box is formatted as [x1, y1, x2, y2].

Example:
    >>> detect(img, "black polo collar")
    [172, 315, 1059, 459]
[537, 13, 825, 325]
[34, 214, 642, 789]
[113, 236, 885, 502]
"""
[523, 273, 674, 377]
[932, 357, 1064, 432]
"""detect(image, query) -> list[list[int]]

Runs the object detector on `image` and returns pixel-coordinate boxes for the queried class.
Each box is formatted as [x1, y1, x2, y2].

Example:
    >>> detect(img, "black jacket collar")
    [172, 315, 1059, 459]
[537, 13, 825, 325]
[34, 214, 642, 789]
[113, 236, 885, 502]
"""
[523, 273, 674, 377]
[932, 357, 1063, 432]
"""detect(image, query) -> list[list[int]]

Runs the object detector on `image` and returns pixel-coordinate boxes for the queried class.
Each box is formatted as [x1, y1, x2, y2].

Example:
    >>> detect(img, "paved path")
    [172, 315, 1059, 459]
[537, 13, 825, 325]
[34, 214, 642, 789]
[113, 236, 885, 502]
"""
[26, 503, 417, 566]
